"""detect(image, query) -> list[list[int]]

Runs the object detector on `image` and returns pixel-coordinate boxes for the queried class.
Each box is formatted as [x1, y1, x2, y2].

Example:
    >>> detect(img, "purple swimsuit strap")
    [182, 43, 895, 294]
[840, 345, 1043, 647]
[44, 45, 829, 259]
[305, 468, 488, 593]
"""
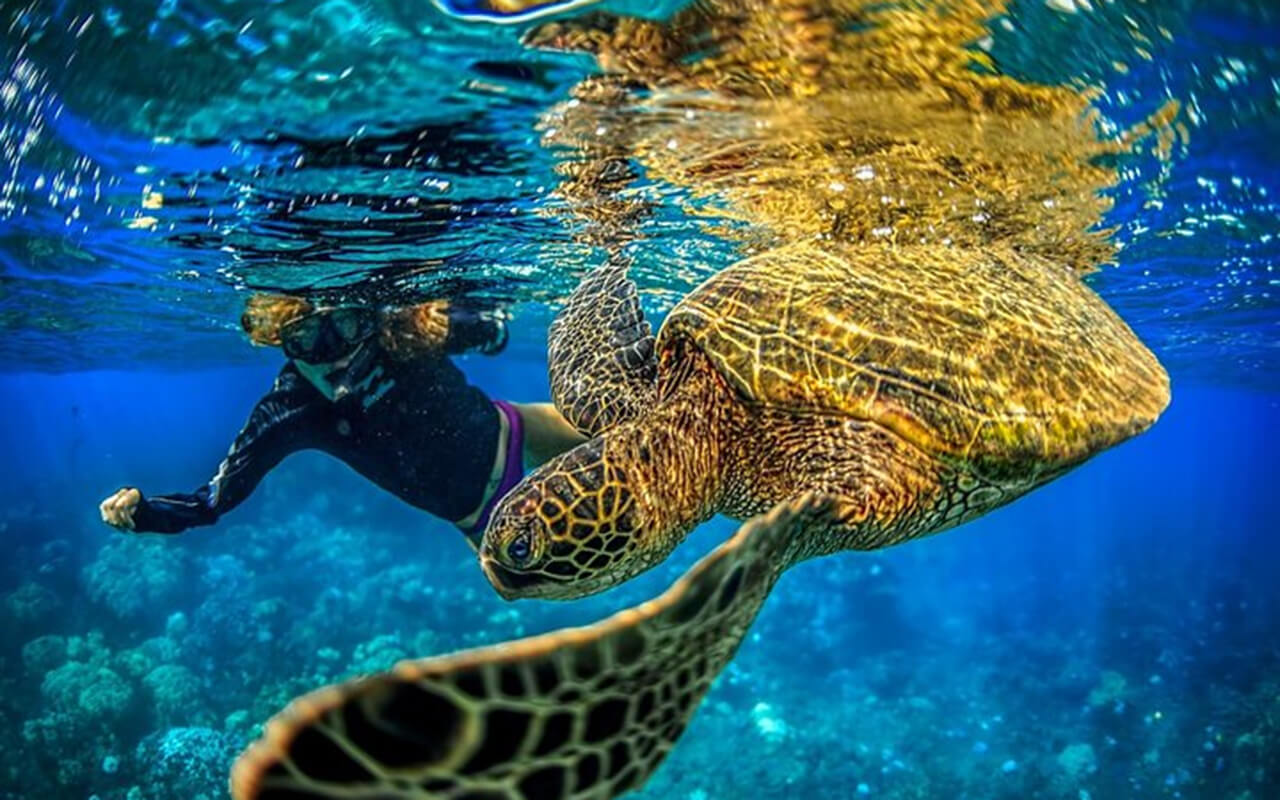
[464, 399, 525, 542]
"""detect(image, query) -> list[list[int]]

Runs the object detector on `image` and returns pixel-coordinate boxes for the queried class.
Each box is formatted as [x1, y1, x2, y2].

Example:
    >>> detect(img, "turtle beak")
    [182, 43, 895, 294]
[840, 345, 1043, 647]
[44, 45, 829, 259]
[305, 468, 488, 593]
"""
[480, 555, 538, 600]
[480, 550, 576, 601]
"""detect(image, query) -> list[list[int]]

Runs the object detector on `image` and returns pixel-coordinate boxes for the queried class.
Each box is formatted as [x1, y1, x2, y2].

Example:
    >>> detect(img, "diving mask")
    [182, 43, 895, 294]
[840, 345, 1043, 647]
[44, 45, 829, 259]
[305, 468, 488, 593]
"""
[280, 306, 379, 363]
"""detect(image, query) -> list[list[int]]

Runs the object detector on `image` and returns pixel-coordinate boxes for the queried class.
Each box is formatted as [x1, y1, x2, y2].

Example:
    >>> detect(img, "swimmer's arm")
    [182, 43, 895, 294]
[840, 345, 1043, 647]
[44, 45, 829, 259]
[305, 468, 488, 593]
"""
[443, 306, 509, 356]
[380, 302, 508, 357]
[512, 402, 587, 468]
[130, 365, 325, 534]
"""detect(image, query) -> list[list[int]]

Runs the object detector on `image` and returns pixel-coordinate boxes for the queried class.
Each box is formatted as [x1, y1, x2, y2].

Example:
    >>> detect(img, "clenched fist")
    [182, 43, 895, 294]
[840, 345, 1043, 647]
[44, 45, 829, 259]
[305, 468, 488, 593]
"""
[99, 487, 142, 530]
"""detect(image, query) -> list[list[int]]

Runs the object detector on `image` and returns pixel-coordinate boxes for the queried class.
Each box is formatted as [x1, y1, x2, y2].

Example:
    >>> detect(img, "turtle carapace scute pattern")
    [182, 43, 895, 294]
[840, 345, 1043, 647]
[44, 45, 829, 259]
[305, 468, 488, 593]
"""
[479, 241, 1168, 602]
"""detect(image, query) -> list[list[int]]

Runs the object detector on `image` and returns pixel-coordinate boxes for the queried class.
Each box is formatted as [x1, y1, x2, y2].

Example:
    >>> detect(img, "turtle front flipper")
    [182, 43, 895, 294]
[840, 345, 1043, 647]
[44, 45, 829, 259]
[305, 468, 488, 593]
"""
[229, 495, 832, 800]
[548, 259, 657, 436]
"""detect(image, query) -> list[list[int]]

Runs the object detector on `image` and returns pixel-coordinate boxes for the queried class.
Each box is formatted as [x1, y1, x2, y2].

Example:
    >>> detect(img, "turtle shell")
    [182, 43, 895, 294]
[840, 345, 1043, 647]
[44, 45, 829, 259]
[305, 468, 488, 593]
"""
[659, 242, 1169, 483]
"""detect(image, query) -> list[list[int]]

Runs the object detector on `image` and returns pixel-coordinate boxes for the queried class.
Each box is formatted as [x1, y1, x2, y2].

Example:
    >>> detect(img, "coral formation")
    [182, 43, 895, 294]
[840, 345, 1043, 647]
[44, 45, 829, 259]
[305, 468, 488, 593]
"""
[4, 581, 62, 627]
[82, 537, 189, 621]
[41, 662, 134, 721]
[134, 727, 238, 800]
[143, 664, 207, 728]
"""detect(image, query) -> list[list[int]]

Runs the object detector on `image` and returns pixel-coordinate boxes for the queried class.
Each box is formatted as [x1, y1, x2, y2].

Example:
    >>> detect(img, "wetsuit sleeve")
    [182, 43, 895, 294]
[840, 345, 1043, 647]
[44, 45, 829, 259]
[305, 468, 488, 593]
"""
[130, 366, 324, 533]
[445, 308, 509, 355]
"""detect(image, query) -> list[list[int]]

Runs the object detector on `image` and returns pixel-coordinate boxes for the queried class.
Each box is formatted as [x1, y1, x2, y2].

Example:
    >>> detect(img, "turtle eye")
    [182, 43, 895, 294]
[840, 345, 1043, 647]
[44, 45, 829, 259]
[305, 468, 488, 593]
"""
[507, 534, 532, 566]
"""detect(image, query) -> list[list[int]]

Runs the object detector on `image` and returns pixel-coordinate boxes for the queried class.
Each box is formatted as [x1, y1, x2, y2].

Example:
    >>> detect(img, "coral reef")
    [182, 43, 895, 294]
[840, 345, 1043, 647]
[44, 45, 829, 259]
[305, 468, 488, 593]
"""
[0, 454, 1276, 800]
[82, 537, 190, 622]
[4, 581, 62, 628]
[134, 727, 239, 800]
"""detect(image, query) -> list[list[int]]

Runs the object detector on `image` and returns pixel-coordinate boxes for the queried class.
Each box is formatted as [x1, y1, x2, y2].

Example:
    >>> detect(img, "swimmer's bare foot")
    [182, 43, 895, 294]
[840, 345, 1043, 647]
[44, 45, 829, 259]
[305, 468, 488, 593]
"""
[99, 487, 142, 530]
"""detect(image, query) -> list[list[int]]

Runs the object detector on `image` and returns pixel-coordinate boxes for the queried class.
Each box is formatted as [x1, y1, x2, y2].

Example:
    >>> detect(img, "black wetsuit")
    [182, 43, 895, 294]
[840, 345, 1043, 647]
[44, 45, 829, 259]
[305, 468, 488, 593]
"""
[131, 314, 506, 535]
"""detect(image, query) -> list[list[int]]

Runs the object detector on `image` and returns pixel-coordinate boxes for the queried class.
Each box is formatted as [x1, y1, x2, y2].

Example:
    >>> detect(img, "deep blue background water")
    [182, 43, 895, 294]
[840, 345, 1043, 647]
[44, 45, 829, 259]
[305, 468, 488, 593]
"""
[2, 0, 1279, 798]
[4, 359, 1280, 624]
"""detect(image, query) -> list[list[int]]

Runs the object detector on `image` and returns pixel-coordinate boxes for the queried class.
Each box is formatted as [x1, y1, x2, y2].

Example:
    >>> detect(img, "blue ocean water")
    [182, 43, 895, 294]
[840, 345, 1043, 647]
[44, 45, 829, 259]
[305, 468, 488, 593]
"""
[1, 1, 1278, 799]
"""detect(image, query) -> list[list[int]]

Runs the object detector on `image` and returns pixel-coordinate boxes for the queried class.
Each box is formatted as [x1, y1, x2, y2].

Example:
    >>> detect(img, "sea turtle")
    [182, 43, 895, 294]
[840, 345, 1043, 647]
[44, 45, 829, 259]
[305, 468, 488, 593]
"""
[230, 238, 1169, 799]
[226, 0, 1176, 795]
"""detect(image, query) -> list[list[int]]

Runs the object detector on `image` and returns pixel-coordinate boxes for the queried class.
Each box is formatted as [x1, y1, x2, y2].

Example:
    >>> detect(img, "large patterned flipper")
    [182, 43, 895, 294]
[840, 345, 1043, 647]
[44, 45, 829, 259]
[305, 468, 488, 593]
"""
[547, 259, 657, 437]
[230, 495, 832, 800]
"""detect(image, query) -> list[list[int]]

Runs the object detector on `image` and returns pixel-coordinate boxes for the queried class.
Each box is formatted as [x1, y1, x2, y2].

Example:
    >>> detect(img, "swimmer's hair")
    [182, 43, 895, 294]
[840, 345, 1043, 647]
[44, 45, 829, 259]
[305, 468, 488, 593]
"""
[240, 293, 314, 347]
[239, 293, 454, 358]
[379, 300, 452, 359]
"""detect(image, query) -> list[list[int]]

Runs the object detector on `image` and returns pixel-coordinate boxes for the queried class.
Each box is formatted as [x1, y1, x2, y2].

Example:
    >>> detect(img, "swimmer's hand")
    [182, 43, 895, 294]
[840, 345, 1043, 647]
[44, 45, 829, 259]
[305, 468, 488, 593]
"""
[99, 487, 142, 530]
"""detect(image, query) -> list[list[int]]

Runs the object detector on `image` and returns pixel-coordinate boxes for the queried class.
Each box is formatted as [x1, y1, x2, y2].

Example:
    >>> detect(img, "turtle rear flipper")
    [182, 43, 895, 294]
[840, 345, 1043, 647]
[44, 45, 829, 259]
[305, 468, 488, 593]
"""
[549, 259, 657, 436]
[230, 495, 832, 800]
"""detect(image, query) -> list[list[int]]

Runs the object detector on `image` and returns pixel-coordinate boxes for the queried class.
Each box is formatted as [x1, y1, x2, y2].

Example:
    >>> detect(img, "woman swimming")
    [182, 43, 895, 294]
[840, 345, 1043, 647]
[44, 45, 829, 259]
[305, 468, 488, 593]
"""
[98, 294, 583, 546]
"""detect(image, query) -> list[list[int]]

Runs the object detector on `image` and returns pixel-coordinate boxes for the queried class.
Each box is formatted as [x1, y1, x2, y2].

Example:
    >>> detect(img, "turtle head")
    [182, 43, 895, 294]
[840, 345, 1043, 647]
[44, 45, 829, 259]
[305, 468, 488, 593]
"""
[480, 437, 654, 601]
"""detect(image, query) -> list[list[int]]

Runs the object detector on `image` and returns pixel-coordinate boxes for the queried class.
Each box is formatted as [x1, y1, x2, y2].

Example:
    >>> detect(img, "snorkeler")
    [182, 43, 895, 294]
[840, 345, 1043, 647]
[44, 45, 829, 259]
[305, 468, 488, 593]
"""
[97, 294, 584, 545]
